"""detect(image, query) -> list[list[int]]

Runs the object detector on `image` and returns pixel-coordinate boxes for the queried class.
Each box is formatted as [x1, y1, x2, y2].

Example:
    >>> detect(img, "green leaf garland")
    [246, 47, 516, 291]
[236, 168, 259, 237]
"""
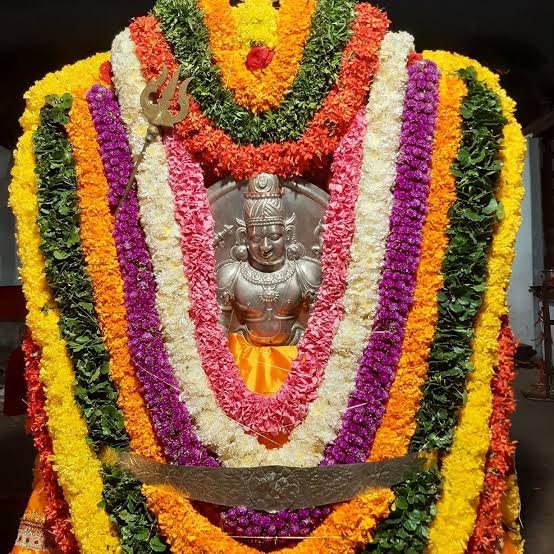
[153, 0, 356, 145]
[102, 464, 168, 553]
[34, 94, 166, 552]
[410, 67, 506, 452]
[362, 469, 441, 554]
[34, 93, 127, 451]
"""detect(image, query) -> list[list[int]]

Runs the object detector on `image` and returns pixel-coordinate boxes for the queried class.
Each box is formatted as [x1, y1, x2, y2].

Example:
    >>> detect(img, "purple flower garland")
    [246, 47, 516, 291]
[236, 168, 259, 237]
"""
[87, 84, 217, 467]
[221, 59, 440, 540]
[322, 59, 440, 466]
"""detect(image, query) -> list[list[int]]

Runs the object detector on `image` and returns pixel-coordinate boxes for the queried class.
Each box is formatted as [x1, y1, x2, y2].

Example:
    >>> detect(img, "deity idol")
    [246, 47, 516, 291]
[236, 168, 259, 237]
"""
[216, 173, 321, 347]
[10, 0, 526, 552]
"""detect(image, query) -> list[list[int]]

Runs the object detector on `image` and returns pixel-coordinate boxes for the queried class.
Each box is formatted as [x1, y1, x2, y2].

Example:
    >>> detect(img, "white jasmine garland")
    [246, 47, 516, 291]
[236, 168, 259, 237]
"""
[111, 29, 413, 467]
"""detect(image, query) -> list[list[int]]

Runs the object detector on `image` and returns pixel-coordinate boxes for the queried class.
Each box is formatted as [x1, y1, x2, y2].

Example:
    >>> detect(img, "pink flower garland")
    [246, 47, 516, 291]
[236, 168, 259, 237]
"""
[163, 110, 365, 437]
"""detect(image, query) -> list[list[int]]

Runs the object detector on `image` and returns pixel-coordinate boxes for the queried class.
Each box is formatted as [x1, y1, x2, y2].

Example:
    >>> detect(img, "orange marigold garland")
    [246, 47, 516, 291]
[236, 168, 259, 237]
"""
[467, 317, 518, 553]
[66, 88, 164, 463]
[369, 71, 467, 461]
[128, 3, 388, 179]
[197, 0, 317, 112]
[22, 332, 78, 553]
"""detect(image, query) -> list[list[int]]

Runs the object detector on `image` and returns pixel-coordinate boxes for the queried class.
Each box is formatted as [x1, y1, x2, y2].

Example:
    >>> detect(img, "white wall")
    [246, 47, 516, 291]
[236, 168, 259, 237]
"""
[0, 146, 19, 286]
[508, 137, 543, 350]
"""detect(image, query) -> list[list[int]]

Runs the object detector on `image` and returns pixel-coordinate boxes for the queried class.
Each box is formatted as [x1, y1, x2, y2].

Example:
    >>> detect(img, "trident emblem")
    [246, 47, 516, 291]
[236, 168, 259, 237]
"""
[116, 65, 191, 213]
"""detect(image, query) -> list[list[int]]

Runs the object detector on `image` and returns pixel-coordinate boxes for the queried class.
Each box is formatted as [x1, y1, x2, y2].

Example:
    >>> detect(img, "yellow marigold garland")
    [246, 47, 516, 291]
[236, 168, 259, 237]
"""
[422, 50, 526, 554]
[9, 54, 121, 552]
[197, 0, 316, 112]
[369, 71, 467, 462]
[66, 89, 164, 463]
[232, 0, 278, 49]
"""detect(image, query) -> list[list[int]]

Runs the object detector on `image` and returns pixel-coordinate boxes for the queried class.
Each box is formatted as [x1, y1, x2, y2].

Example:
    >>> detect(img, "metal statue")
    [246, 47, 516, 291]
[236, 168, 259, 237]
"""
[213, 174, 325, 346]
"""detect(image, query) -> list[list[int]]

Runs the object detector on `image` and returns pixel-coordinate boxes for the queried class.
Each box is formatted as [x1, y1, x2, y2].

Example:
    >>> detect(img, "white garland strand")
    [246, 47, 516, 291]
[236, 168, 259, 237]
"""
[111, 28, 413, 467]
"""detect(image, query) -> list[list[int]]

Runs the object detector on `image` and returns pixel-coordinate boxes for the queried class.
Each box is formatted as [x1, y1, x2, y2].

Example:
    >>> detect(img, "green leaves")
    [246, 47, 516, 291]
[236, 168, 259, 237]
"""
[34, 93, 166, 553]
[34, 94, 128, 451]
[102, 464, 167, 553]
[153, 0, 355, 144]
[362, 470, 441, 553]
[410, 67, 506, 453]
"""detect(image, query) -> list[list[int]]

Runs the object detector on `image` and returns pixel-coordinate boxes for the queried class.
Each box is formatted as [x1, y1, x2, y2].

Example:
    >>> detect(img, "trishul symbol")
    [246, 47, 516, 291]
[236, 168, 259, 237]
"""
[116, 65, 191, 213]
[140, 65, 192, 127]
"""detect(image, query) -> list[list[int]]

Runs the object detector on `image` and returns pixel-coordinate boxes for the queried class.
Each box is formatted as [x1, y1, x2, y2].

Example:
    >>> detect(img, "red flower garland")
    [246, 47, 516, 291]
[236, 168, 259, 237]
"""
[467, 316, 518, 553]
[22, 332, 79, 553]
[129, 3, 388, 179]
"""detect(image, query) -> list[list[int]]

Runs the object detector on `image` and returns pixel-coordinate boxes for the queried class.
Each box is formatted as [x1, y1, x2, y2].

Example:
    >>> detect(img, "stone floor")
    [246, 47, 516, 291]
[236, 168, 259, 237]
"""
[511, 367, 554, 554]
[0, 342, 552, 552]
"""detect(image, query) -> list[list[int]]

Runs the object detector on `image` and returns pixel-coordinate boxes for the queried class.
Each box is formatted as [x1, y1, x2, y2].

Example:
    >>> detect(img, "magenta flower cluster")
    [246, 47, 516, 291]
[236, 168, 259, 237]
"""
[323, 59, 439, 467]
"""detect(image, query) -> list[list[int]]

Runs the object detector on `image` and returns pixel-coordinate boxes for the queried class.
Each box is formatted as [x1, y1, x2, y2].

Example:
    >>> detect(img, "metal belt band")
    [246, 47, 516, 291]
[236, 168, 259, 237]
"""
[119, 452, 424, 512]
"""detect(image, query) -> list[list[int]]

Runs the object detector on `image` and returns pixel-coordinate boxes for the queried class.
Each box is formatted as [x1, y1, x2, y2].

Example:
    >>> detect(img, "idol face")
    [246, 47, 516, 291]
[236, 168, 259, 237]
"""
[246, 224, 286, 271]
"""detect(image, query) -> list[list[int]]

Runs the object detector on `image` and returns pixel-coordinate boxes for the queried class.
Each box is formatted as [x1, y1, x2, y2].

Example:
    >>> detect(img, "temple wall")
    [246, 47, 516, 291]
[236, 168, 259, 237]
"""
[508, 136, 544, 352]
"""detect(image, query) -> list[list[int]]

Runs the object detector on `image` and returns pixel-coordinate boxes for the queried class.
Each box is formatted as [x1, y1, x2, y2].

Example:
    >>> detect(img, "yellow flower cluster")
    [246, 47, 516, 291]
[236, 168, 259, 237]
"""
[66, 90, 164, 462]
[422, 50, 526, 554]
[232, 0, 278, 49]
[9, 54, 121, 552]
[370, 70, 467, 462]
[502, 474, 525, 553]
[197, 0, 316, 112]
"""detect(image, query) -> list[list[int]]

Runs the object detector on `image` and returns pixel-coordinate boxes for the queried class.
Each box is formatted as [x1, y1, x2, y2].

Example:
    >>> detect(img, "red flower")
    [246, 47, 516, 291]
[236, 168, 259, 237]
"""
[245, 46, 274, 71]
[99, 61, 113, 86]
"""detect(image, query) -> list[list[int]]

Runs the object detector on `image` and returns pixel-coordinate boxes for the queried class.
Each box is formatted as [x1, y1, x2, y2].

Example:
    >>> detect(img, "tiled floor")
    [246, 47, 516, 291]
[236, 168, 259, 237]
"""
[0, 340, 552, 552]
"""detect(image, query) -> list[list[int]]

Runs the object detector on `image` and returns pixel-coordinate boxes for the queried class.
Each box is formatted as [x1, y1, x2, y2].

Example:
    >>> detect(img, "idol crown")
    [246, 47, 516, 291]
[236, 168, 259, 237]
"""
[243, 174, 285, 227]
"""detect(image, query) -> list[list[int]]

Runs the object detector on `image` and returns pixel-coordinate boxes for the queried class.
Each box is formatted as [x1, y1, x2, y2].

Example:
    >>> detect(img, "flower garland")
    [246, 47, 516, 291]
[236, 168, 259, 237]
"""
[36, 92, 166, 552]
[112, 29, 413, 465]
[87, 85, 217, 469]
[324, 59, 438, 466]
[9, 53, 120, 552]
[34, 93, 127, 450]
[113, 28, 414, 544]
[22, 333, 78, 553]
[423, 50, 525, 554]
[93, 78, 395, 553]
[166, 108, 362, 536]
[67, 87, 163, 462]
[128, 2, 387, 178]
[467, 318, 517, 553]
[166, 118, 362, 438]
[152, 0, 363, 141]
[196, 0, 317, 112]
[232, 0, 278, 49]
[369, 70, 467, 461]
[410, 67, 507, 452]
